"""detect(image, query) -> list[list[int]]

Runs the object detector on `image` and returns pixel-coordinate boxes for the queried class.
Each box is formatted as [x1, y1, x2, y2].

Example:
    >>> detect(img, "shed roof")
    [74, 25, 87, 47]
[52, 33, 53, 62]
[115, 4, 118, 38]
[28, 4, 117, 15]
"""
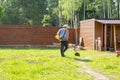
[95, 19, 120, 24]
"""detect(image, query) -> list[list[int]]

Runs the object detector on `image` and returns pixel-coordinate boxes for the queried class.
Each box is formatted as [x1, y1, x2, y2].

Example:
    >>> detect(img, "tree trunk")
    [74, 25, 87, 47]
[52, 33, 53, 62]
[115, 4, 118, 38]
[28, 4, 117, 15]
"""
[83, 0, 86, 20]
[118, 0, 120, 18]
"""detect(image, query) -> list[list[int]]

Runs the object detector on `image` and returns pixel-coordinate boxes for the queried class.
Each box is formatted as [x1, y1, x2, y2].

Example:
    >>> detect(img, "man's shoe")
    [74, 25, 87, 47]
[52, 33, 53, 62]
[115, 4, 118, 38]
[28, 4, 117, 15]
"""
[61, 55, 65, 57]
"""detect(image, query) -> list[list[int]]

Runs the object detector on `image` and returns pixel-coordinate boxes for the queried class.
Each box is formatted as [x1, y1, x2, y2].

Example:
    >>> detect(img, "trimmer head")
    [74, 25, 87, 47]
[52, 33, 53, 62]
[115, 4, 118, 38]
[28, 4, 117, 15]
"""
[75, 52, 80, 56]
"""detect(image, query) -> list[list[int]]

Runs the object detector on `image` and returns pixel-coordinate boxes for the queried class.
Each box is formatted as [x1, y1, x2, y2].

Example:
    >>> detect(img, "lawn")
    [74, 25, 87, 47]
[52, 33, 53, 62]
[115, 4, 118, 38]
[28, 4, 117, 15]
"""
[79, 50, 120, 80]
[0, 47, 93, 80]
[0, 47, 120, 80]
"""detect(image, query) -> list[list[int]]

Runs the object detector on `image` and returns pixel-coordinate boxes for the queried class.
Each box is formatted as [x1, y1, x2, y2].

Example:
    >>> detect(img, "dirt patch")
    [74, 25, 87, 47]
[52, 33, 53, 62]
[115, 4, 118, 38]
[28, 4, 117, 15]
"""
[78, 59, 109, 80]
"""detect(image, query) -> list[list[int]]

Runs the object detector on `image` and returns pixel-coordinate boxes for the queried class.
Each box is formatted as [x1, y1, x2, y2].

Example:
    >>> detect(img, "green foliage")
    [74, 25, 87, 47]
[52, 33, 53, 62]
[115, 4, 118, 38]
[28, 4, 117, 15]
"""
[0, 0, 47, 25]
[0, 0, 120, 26]
[60, 0, 82, 20]
[0, 6, 4, 24]
[41, 14, 52, 27]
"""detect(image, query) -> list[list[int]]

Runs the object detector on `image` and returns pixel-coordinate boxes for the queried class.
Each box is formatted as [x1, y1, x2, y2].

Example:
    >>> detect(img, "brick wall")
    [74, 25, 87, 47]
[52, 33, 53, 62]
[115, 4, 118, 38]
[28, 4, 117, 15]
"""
[0, 25, 31, 45]
[0, 25, 80, 47]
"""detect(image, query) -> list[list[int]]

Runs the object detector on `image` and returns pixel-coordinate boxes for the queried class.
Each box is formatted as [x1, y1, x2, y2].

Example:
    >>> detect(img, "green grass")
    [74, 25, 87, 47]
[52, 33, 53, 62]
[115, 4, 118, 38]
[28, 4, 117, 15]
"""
[79, 50, 120, 80]
[0, 47, 93, 80]
[1, 47, 120, 80]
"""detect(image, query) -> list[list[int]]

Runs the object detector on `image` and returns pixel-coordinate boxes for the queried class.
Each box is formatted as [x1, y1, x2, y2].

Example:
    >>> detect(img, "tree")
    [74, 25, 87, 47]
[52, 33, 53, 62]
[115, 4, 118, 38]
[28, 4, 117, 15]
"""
[46, 0, 59, 26]
[0, 6, 4, 23]
[0, 0, 120, 26]
[59, 0, 82, 27]
[0, 0, 47, 25]
[41, 14, 52, 27]
[117, 0, 120, 18]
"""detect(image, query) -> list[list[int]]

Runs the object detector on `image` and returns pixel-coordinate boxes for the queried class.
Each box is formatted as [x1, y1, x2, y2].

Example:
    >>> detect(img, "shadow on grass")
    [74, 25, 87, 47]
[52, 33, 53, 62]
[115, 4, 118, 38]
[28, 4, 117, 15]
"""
[65, 56, 92, 62]
[74, 58, 93, 62]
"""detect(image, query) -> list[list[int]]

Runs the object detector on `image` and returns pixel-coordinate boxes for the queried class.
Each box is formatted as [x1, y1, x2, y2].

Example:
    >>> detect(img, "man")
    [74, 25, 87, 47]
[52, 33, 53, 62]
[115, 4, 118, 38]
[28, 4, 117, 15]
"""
[57, 24, 69, 57]
[97, 37, 101, 51]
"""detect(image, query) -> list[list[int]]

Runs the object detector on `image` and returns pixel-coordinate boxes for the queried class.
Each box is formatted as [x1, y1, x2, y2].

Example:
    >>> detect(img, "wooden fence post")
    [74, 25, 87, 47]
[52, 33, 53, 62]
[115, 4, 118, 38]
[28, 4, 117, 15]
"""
[104, 24, 107, 51]
[113, 25, 116, 51]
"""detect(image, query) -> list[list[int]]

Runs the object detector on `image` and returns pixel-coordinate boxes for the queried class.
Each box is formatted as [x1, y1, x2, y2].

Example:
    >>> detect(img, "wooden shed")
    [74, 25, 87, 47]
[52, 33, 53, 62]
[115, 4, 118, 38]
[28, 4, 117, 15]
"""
[80, 19, 120, 51]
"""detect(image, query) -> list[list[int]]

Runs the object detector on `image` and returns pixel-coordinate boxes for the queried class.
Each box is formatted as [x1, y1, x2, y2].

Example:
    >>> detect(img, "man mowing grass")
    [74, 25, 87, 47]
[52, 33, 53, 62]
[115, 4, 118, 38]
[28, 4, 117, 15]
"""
[57, 24, 69, 57]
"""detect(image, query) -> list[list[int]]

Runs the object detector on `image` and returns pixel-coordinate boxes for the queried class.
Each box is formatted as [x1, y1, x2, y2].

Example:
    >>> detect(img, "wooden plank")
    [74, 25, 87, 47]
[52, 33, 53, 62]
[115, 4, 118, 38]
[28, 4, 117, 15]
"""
[110, 25, 113, 47]
[104, 24, 107, 51]
[80, 19, 95, 50]
[102, 24, 104, 49]
[113, 25, 117, 51]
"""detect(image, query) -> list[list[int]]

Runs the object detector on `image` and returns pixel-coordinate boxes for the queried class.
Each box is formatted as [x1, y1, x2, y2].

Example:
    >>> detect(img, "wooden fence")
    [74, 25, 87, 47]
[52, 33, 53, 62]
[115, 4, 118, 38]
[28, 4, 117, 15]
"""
[0, 25, 80, 47]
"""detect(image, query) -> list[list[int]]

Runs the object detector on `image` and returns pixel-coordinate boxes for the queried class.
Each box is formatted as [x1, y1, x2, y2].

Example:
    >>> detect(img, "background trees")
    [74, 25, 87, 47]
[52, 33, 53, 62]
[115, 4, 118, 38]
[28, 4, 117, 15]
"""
[0, 0, 119, 27]
[0, 0, 47, 25]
